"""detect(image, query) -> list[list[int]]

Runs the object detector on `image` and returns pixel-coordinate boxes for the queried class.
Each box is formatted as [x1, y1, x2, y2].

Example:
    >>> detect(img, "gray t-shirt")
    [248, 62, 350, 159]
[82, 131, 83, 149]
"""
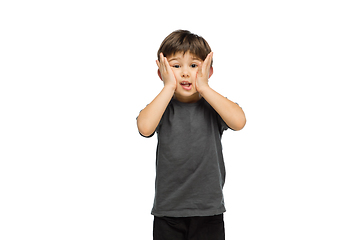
[141, 97, 230, 217]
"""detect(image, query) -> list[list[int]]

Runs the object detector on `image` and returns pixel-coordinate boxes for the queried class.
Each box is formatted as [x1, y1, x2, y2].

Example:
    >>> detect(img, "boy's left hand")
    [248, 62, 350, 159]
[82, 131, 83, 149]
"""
[195, 52, 213, 93]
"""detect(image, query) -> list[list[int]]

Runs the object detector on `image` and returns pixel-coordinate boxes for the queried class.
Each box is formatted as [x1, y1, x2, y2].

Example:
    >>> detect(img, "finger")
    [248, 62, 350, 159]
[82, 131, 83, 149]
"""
[197, 62, 203, 76]
[159, 53, 164, 65]
[205, 52, 213, 70]
[201, 55, 209, 74]
[164, 57, 172, 71]
[160, 53, 167, 73]
[156, 60, 160, 69]
[160, 53, 163, 64]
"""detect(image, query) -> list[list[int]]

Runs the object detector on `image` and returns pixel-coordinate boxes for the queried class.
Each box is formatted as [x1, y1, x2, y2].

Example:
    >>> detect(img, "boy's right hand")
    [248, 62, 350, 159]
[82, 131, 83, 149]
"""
[156, 53, 177, 91]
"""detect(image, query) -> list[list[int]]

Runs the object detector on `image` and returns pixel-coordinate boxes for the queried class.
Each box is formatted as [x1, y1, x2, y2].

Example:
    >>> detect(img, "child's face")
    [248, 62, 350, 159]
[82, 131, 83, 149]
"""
[166, 51, 211, 102]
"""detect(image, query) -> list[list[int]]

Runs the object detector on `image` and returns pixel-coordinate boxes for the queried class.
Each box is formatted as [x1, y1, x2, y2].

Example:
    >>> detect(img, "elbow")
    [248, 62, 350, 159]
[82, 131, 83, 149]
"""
[139, 129, 154, 137]
[137, 120, 155, 137]
[232, 116, 246, 131]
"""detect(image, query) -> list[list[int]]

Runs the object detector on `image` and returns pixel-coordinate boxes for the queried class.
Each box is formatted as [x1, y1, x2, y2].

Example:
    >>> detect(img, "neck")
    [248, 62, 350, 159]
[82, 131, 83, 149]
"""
[173, 92, 202, 103]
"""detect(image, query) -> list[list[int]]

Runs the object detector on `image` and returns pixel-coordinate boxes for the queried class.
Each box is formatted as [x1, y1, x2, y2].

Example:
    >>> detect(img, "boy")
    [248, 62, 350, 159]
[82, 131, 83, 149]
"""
[137, 30, 246, 240]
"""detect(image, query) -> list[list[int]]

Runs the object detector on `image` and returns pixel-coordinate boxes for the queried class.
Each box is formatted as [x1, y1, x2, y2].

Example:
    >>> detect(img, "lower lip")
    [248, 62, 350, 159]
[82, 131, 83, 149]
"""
[181, 84, 192, 90]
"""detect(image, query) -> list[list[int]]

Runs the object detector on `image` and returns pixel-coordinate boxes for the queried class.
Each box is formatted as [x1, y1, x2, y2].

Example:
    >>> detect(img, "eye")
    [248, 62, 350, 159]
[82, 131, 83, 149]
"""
[191, 64, 198, 68]
[172, 64, 180, 68]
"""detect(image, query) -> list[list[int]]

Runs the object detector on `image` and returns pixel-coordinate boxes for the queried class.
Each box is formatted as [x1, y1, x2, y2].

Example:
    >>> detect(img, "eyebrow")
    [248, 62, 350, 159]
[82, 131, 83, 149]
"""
[192, 57, 202, 61]
[168, 57, 202, 62]
[168, 57, 179, 62]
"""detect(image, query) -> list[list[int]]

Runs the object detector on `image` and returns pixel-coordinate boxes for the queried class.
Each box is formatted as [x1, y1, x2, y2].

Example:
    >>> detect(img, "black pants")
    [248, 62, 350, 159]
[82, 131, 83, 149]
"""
[153, 214, 225, 240]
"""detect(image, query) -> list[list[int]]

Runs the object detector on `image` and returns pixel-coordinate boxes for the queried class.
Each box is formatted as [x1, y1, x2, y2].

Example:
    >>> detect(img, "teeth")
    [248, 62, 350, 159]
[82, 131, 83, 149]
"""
[181, 82, 191, 86]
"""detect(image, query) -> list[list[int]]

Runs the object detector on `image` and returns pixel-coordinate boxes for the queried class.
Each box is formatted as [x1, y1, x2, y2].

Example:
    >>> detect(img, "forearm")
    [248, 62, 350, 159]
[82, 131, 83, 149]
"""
[199, 86, 246, 131]
[137, 86, 174, 136]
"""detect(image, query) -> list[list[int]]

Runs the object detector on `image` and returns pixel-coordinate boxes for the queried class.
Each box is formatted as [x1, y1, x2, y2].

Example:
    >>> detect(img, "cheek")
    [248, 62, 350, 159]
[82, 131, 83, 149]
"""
[172, 69, 181, 79]
[192, 69, 198, 78]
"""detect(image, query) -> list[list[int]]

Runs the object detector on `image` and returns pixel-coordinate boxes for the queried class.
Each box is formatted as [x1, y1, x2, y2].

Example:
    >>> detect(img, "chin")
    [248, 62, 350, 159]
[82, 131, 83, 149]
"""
[175, 89, 197, 96]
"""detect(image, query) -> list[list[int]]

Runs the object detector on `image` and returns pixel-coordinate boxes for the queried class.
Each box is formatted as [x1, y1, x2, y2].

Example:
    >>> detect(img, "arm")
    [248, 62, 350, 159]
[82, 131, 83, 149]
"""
[137, 53, 176, 137]
[200, 86, 246, 131]
[196, 52, 246, 131]
[137, 85, 174, 136]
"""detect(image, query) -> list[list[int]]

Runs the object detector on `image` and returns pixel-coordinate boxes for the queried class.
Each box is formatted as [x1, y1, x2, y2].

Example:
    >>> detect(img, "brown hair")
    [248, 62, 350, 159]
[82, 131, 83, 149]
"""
[157, 30, 213, 67]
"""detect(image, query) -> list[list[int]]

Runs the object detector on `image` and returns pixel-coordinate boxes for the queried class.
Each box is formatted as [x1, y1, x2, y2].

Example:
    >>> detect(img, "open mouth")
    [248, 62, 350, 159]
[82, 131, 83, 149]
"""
[180, 81, 192, 87]
[180, 81, 192, 90]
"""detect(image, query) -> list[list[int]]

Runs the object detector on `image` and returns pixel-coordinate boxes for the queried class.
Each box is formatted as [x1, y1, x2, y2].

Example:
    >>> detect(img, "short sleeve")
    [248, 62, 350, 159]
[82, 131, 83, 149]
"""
[217, 114, 229, 132]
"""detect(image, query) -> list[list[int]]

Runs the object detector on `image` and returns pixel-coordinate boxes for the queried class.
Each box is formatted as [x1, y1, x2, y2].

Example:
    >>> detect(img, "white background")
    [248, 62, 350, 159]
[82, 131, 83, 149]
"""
[1, 0, 359, 239]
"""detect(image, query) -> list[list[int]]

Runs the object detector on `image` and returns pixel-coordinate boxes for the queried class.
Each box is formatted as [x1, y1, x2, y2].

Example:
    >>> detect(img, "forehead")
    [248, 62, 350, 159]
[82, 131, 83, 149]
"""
[168, 51, 202, 61]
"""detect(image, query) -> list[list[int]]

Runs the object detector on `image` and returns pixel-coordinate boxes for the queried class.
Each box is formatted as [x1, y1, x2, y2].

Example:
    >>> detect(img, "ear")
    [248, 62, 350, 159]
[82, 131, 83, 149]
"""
[157, 69, 163, 81]
[208, 66, 214, 79]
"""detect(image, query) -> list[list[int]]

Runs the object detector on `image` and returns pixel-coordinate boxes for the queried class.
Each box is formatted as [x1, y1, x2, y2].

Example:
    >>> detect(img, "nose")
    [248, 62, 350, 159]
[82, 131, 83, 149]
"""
[181, 67, 190, 78]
